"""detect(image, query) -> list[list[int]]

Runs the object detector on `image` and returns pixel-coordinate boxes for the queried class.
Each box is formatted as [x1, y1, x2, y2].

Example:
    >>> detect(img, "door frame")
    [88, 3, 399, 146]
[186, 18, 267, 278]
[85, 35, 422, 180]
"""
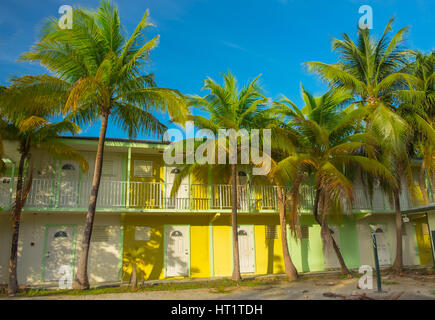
[163, 224, 191, 278]
[234, 224, 256, 274]
[368, 222, 392, 265]
[41, 224, 77, 282]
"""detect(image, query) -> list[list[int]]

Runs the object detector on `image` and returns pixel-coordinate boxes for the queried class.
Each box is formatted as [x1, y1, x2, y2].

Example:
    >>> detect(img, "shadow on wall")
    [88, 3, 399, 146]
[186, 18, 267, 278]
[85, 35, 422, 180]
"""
[265, 237, 284, 274]
[301, 238, 310, 272]
[88, 240, 120, 283]
[123, 227, 193, 283]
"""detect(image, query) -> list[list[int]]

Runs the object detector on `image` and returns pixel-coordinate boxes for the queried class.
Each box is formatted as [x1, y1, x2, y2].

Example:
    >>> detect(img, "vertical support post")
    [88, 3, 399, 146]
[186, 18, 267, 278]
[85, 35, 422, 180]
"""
[219, 186, 223, 209]
[370, 230, 382, 292]
[126, 147, 131, 208]
[208, 167, 212, 210]
[163, 165, 167, 210]
[209, 222, 214, 277]
[189, 174, 192, 210]
[246, 169, 252, 212]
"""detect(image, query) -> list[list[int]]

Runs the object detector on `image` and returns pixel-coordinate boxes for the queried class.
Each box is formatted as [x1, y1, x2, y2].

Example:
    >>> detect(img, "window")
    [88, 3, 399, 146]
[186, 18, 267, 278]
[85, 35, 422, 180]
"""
[238, 230, 248, 236]
[171, 231, 183, 237]
[54, 231, 68, 238]
[62, 164, 75, 171]
[134, 160, 153, 177]
[91, 226, 111, 242]
[170, 168, 181, 174]
[265, 225, 278, 239]
[135, 226, 151, 241]
[102, 160, 114, 176]
[301, 226, 309, 239]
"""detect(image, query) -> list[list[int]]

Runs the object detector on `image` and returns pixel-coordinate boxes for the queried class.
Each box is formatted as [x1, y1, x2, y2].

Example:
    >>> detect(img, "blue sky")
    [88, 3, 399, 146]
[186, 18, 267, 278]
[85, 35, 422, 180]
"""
[0, 0, 433, 139]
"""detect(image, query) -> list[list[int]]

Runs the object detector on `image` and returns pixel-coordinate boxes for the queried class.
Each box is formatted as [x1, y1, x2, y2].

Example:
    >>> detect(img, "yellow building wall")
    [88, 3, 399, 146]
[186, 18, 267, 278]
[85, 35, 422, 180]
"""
[123, 213, 326, 280]
[212, 224, 233, 276]
[129, 154, 165, 208]
[253, 224, 285, 275]
[414, 216, 434, 265]
[211, 215, 285, 277]
[122, 215, 210, 281]
[191, 174, 210, 210]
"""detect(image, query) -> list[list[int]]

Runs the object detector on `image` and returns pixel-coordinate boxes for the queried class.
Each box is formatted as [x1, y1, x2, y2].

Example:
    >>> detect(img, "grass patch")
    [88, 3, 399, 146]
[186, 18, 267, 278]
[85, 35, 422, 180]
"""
[382, 281, 400, 285]
[0, 278, 282, 298]
[209, 286, 233, 294]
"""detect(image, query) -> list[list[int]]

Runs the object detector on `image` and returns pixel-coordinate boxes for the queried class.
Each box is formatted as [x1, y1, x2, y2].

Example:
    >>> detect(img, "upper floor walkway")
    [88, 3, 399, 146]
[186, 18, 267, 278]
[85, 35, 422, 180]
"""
[0, 177, 415, 214]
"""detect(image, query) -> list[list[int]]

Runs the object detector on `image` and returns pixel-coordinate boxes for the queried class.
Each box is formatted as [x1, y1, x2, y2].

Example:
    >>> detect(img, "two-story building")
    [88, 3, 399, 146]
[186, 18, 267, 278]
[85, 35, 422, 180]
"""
[0, 137, 433, 286]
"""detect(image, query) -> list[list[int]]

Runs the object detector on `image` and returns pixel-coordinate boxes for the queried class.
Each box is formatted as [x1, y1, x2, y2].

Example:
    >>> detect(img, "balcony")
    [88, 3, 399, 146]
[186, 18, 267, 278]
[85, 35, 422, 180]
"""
[0, 177, 412, 213]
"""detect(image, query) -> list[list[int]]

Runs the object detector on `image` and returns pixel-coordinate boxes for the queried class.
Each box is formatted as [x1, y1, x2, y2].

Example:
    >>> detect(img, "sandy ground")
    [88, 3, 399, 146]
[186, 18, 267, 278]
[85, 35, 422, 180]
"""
[6, 272, 435, 300]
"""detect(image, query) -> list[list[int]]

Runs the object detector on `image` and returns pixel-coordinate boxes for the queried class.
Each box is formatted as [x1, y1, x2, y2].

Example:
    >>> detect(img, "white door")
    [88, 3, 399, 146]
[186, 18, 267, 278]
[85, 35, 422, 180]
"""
[44, 226, 75, 282]
[165, 225, 190, 277]
[238, 225, 255, 273]
[59, 161, 79, 207]
[374, 225, 391, 265]
[166, 167, 189, 209]
[323, 226, 341, 269]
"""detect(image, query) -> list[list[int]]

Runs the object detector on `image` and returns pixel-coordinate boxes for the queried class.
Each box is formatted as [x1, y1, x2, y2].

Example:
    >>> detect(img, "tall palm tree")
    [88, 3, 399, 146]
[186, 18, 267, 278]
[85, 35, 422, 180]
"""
[18, 1, 188, 289]
[0, 81, 88, 295]
[266, 156, 300, 280]
[304, 17, 415, 272]
[271, 85, 395, 275]
[171, 72, 270, 281]
[397, 51, 435, 204]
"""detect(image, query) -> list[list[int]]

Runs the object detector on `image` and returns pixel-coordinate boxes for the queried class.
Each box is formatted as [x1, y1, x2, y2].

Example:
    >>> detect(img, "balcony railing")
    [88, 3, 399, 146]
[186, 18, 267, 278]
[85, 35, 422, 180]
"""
[0, 177, 413, 212]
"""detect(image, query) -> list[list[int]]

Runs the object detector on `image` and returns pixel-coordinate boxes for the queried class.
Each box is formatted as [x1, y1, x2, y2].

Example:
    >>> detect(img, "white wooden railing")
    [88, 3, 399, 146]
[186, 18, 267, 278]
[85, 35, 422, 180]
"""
[0, 177, 414, 212]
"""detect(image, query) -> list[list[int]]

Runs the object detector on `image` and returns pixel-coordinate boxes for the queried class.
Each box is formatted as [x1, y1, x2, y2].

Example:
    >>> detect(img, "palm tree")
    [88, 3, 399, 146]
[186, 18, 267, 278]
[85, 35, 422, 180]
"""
[171, 72, 270, 281]
[0, 81, 88, 295]
[18, 0, 188, 289]
[397, 51, 435, 204]
[123, 247, 147, 288]
[304, 17, 415, 272]
[266, 158, 300, 281]
[271, 85, 395, 275]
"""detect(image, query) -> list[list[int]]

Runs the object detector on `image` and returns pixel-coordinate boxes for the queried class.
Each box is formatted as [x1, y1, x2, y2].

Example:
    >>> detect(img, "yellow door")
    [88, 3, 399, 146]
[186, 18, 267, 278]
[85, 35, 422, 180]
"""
[415, 218, 434, 265]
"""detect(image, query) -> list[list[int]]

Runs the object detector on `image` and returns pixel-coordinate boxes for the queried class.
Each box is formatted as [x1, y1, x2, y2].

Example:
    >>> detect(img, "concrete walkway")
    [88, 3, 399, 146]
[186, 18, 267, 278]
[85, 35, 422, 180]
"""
[5, 272, 435, 300]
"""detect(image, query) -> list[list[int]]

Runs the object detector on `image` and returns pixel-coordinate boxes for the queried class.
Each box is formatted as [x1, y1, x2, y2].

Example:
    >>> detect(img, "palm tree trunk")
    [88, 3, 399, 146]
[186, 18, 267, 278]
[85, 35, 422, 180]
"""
[231, 164, 241, 282]
[73, 111, 109, 290]
[130, 265, 137, 289]
[313, 189, 351, 276]
[418, 162, 429, 205]
[8, 143, 28, 295]
[277, 187, 298, 280]
[392, 190, 403, 272]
